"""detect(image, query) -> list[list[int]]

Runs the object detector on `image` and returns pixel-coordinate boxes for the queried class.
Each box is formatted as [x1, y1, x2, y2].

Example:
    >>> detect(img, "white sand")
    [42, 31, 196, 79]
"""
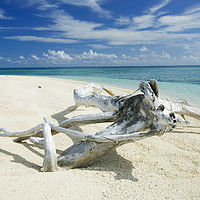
[0, 75, 199, 200]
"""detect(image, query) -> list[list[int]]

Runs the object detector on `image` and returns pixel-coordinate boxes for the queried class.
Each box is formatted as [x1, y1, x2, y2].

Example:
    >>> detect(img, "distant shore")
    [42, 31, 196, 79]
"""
[0, 75, 200, 200]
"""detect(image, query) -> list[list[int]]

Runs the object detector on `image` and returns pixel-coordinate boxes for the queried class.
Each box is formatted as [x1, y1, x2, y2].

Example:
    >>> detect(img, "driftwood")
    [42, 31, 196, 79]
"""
[1, 79, 200, 172]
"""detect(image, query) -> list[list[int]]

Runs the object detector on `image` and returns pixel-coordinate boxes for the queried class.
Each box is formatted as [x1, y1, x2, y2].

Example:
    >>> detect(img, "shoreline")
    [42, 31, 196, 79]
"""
[0, 75, 200, 200]
[1, 74, 200, 108]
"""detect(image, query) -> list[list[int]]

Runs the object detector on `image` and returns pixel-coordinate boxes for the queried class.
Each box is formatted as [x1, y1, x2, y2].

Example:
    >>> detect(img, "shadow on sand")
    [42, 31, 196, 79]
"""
[1, 105, 138, 181]
[51, 105, 138, 182]
[0, 147, 41, 171]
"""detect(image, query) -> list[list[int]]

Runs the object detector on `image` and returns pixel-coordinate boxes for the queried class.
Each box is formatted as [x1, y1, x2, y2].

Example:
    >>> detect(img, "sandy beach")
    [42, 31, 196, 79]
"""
[0, 75, 199, 200]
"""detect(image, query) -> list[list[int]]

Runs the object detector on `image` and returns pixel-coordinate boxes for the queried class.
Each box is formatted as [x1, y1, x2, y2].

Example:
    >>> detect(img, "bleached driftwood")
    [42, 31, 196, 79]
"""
[40, 122, 57, 172]
[0, 121, 57, 172]
[1, 79, 200, 171]
[56, 80, 200, 168]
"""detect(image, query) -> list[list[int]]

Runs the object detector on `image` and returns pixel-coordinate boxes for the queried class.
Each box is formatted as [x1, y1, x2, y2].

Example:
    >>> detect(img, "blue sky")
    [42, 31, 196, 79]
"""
[1, 0, 200, 67]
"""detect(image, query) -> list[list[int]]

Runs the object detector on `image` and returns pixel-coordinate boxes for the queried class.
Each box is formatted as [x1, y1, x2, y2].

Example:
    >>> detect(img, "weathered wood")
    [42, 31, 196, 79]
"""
[41, 122, 57, 172]
[0, 124, 42, 138]
[14, 111, 118, 143]
[57, 128, 162, 169]
[140, 79, 200, 121]
[50, 123, 163, 143]
[29, 137, 44, 147]
[160, 98, 200, 120]
[60, 111, 118, 127]
[56, 94, 169, 168]
[57, 141, 118, 168]
[1, 79, 200, 171]
[74, 82, 120, 112]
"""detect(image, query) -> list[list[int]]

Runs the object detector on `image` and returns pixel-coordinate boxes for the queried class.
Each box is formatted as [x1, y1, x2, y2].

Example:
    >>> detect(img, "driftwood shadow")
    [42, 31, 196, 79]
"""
[51, 106, 138, 181]
[51, 105, 77, 124]
[86, 149, 139, 182]
[21, 142, 63, 157]
[0, 147, 41, 171]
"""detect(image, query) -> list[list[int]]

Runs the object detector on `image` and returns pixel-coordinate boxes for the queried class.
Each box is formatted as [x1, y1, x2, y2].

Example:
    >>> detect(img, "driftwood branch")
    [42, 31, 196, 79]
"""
[29, 137, 44, 147]
[60, 111, 118, 127]
[1, 79, 200, 171]
[0, 124, 42, 138]
[41, 122, 57, 172]
[50, 123, 163, 143]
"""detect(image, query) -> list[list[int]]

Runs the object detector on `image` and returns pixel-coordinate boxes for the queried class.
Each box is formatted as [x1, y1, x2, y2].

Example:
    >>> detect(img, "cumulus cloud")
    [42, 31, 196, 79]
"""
[183, 44, 190, 50]
[75, 50, 117, 60]
[43, 49, 73, 61]
[19, 56, 25, 59]
[190, 55, 198, 60]
[160, 50, 171, 59]
[119, 49, 173, 65]
[1, 47, 200, 67]
[31, 55, 40, 60]
[140, 46, 148, 52]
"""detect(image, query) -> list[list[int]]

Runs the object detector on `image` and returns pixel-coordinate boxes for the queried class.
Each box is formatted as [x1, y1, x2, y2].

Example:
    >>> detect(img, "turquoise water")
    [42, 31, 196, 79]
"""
[0, 66, 200, 108]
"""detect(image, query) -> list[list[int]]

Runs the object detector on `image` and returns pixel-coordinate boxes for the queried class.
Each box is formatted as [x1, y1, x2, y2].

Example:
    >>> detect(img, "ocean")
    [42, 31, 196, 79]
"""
[0, 66, 200, 108]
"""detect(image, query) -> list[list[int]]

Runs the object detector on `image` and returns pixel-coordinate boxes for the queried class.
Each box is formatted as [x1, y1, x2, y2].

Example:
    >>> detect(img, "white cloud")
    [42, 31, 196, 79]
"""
[33, 9, 200, 47]
[184, 4, 200, 15]
[157, 5, 200, 32]
[183, 44, 190, 50]
[140, 46, 148, 52]
[75, 50, 117, 60]
[1, 47, 200, 67]
[37, 2, 58, 10]
[182, 56, 188, 60]
[4, 0, 110, 17]
[149, 0, 171, 14]
[4, 35, 78, 44]
[3, 0, 200, 51]
[59, 0, 111, 17]
[115, 16, 131, 25]
[122, 54, 137, 60]
[88, 44, 110, 49]
[0, 9, 13, 20]
[0, 10, 6, 19]
[132, 15, 155, 29]
[43, 49, 73, 61]
[161, 50, 171, 59]
[119, 49, 172, 65]
[33, 49, 118, 65]
[150, 50, 171, 60]
[19, 56, 25, 59]
[5, 1, 200, 48]
[7, 0, 45, 8]
[190, 55, 198, 60]
[48, 11, 102, 37]
[31, 55, 40, 60]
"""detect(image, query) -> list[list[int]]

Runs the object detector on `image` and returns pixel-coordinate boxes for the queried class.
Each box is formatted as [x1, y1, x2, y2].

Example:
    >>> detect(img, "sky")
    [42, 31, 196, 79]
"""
[1, 0, 200, 67]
